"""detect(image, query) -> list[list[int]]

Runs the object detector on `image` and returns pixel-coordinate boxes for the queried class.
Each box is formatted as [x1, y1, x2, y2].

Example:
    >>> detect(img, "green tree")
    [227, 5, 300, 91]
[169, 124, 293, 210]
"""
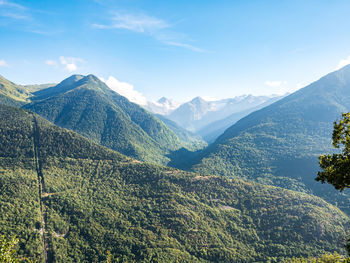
[283, 252, 348, 262]
[316, 113, 350, 190]
[0, 235, 18, 263]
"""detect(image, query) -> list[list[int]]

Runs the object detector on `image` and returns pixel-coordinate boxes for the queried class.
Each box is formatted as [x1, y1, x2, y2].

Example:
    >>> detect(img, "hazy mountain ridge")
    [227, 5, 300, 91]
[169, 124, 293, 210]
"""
[0, 104, 349, 262]
[163, 95, 283, 133]
[189, 65, 350, 211]
[197, 95, 284, 142]
[154, 114, 207, 150]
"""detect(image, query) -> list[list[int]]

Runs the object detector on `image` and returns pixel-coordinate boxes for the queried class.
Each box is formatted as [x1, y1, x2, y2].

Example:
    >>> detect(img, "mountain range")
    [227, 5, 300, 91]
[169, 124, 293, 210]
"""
[144, 94, 284, 142]
[1, 65, 350, 261]
[0, 103, 348, 262]
[189, 65, 350, 212]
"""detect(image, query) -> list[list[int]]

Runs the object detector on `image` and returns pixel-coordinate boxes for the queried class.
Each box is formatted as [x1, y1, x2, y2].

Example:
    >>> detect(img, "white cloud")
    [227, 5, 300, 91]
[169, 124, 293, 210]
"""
[265, 80, 287, 87]
[0, 59, 8, 67]
[296, 83, 303, 90]
[45, 56, 84, 72]
[100, 76, 147, 105]
[59, 56, 79, 72]
[336, 55, 350, 70]
[45, 60, 57, 66]
[93, 12, 205, 52]
[201, 96, 219, 101]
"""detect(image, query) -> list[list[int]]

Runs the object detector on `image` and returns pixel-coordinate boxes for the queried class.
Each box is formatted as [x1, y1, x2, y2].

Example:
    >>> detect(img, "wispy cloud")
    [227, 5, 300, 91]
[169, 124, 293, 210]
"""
[336, 55, 350, 70]
[161, 41, 206, 53]
[93, 13, 168, 33]
[0, 0, 26, 10]
[99, 76, 147, 105]
[0, 59, 8, 67]
[93, 12, 205, 53]
[60, 56, 79, 72]
[0, 0, 29, 20]
[45, 56, 84, 72]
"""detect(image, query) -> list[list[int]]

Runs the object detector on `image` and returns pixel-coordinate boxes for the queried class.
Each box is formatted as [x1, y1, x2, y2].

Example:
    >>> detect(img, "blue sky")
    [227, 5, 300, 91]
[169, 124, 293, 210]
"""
[1, 0, 350, 102]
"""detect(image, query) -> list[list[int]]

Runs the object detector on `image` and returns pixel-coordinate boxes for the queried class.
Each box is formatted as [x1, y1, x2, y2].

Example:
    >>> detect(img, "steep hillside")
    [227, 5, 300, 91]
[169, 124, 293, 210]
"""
[191, 65, 350, 209]
[1, 104, 349, 262]
[0, 75, 31, 107]
[24, 74, 185, 164]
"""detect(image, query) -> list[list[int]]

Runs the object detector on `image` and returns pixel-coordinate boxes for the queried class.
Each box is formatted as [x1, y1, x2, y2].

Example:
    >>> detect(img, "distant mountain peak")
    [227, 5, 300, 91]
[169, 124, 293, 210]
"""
[157, 97, 169, 103]
[144, 97, 180, 115]
[190, 96, 206, 104]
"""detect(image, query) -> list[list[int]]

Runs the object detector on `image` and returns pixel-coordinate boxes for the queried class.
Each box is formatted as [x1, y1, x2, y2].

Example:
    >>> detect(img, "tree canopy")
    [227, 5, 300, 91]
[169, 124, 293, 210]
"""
[316, 113, 350, 190]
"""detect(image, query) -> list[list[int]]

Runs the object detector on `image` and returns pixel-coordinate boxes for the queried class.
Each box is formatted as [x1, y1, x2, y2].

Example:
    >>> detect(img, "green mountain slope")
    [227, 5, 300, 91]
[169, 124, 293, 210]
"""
[24, 74, 185, 164]
[0, 75, 31, 107]
[190, 65, 350, 209]
[1, 104, 349, 262]
[155, 114, 207, 150]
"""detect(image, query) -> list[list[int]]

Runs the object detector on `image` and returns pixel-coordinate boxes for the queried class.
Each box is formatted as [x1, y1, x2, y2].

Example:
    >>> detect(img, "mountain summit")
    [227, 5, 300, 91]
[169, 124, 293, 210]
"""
[24, 74, 186, 164]
[143, 97, 180, 115]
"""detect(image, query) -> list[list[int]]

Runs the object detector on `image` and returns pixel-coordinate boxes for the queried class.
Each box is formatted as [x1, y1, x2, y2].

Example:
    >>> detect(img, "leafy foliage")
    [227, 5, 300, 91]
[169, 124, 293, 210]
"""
[317, 113, 350, 190]
[282, 252, 349, 263]
[0, 235, 19, 263]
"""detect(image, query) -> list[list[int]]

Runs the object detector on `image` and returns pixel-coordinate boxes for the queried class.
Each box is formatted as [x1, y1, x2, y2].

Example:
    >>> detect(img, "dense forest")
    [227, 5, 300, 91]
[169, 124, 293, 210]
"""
[0, 104, 349, 262]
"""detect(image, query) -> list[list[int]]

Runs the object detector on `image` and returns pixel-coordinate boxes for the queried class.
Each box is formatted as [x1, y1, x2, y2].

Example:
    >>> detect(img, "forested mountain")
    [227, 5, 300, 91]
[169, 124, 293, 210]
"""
[0, 104, 349, 262]
[190, 65, 350, 210]
[166, 95, 282, 133]
[23, 74, 188, 164]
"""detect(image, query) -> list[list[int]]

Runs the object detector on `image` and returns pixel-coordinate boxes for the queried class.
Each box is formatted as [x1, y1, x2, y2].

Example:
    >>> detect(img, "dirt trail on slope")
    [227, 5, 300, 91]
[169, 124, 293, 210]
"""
[32, 116, 50, 263]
